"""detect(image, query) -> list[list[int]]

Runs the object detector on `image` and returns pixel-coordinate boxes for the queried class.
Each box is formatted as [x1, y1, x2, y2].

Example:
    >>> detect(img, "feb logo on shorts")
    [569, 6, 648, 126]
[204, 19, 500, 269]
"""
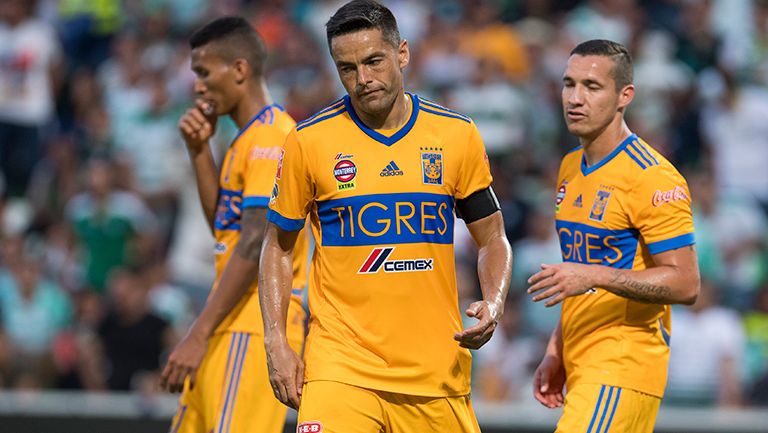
[297, 421, 323, 433]
[421, 149, 443, 185]
[589, 189, 612, 222]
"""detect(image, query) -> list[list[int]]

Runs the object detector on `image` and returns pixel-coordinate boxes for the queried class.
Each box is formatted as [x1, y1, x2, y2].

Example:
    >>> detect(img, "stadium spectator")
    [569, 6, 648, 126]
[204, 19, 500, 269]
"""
[689, 172, 767, 308]
[52, 290, 106, 390]
[65, 157, 157, 293]
[57, 0, 121, 71]
[0, 0, 62, 198]
[448, 57, 528, 155]
[474, 298, 541, 402]
[564, 0, 638, 46]
[0, 244, 73, 388]
[97, 267, 173, 391]
[667, 279, 746, 407]
[675, 0, 721, 73]
[458, 0, 530, 82]
[146, 261, 194, 335]
[26, 134, 81, 229]
[512, 205, 562, 337]
[701, 69, 768, 212]
[744, 283, 768, 406]
[745, 0, 768, 86]
[630, 30, 694, 152]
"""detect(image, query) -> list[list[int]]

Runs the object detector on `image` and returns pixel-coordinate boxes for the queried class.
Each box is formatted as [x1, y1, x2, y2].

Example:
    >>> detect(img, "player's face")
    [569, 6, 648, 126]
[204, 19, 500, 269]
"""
[191, 44, 240, 116]
[561, 55, 633, 139]
[330, 28, 408, 117]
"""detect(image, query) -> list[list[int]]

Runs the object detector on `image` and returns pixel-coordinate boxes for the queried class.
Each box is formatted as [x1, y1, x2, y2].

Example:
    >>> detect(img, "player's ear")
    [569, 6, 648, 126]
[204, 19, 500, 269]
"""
[618, 83, 634, 110]
[232, 58, 249, 84]
[398, 39, 409, 70]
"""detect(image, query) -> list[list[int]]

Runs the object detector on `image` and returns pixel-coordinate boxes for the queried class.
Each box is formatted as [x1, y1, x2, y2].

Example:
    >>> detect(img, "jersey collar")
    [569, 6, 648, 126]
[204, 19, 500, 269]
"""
[344, 92, 420, 146]
[581, 133, 637, 176]
[232, 103, 285, 144]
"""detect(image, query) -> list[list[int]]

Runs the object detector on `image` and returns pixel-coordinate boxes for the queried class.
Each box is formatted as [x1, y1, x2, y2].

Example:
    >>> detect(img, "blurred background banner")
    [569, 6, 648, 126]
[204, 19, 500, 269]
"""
[0, 0, 766, 430]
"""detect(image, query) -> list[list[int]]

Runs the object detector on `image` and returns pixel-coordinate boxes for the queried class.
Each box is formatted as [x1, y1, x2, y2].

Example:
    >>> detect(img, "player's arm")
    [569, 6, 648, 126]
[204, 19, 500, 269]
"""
[259, 222, 303, 409]
[533, 318, 565, 408]
[528, 245, 700, 306]
[453, 188, 513, 350]
[161, 208, 267, 393]
[179, 100, 219, 234]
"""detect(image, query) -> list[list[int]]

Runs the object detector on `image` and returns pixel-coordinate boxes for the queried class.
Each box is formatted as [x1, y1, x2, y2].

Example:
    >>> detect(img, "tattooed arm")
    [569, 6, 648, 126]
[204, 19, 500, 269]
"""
[528, 245, 700, 307]
[603, 245, 700, 304]
[161, 208, 268, 392]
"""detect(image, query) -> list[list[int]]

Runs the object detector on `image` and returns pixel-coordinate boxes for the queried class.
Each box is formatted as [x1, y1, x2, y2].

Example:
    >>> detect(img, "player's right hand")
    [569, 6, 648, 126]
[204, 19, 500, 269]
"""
[533, 354, 566, 409]
[265, 338, 304, 410]
[160, 332, 208, 393]
[178, 99, 217, 154]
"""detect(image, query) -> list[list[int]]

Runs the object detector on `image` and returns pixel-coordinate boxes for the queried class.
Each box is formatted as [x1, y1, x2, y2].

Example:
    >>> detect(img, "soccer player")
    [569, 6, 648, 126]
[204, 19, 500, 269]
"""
[160, 17, 308, 433]
[527, 39, 701, 433]
[259, 1, 513, 432]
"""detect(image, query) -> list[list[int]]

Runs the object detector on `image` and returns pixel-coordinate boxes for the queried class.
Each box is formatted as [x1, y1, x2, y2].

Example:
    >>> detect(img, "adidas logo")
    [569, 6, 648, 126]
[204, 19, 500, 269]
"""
[573, 194, 583, 208]
[380, 161, 404, 177]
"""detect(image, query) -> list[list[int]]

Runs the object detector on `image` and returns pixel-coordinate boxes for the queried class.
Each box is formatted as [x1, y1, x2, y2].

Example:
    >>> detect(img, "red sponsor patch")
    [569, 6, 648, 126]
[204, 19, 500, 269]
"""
[555, 183, 567, 205]
[276, 148, 285, 180]
[333, 160, 357, 183]
[297, 421, 323, 433]
[652, 186, 688, 207]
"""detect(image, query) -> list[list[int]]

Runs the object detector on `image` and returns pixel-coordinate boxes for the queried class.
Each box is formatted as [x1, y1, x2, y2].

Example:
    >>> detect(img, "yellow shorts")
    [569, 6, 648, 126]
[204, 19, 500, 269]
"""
[170, 329, 304, 433]
[297, 380, 480, 433]
[556, 383, 661, 433]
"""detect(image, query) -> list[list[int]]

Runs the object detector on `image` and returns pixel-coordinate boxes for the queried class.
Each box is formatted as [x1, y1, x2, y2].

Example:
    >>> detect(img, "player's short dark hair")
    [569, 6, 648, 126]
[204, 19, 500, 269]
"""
[326, 0, 401, 50]
[189, 16, 266, 76]
[570, 39, 633, 90]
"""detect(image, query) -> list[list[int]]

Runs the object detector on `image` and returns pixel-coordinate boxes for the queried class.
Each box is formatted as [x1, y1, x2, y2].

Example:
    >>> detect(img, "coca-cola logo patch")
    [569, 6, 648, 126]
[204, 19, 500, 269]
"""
[652, 186, 688, 207]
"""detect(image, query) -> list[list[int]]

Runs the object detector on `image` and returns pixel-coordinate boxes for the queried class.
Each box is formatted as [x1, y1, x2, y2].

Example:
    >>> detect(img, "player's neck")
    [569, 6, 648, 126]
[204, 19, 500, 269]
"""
[355, 91, 410, 130]
[231, 80, 273, 130]
[580, 121, 632, 167]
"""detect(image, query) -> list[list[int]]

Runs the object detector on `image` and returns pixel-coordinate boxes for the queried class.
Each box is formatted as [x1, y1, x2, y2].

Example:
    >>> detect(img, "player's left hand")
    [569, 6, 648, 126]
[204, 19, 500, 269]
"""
[265, 338, 303, 410]
[453, 300, 502, 350]
[160, 332, 208, 393]
[527, 263, 596, 307]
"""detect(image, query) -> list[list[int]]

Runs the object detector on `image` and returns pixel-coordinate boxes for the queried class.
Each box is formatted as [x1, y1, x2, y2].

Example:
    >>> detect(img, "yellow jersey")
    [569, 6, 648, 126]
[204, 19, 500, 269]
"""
[267, 94, 492, 397]
[554, 133, 695, 398]
[213, 104, 307, 335]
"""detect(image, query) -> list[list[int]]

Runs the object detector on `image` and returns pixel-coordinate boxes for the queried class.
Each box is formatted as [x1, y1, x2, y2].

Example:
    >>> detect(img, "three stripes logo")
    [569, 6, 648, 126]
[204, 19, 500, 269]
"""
[380, 160, 404, 177]
[573, 194, 583, 208]
[358, 247, 434, 274]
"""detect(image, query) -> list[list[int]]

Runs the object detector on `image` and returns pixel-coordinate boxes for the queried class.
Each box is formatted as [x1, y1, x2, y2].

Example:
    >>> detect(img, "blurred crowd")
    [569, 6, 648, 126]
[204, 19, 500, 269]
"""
[0, 0, 766, 408]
